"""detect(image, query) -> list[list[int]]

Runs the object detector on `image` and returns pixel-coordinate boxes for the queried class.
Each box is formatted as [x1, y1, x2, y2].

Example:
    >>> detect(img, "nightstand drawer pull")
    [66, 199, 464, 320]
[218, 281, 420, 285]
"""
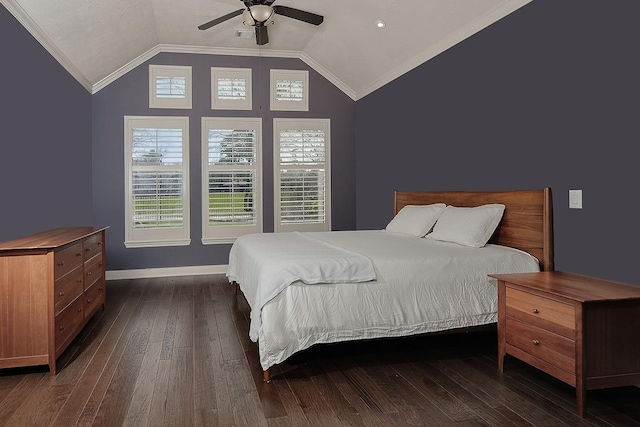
[532, 339, 540, 345]
[532, 308, 539, 314]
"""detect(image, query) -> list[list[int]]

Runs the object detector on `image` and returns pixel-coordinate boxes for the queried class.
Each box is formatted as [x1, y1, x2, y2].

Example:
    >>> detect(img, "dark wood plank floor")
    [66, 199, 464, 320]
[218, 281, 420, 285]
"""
[1, 274, 639, 426]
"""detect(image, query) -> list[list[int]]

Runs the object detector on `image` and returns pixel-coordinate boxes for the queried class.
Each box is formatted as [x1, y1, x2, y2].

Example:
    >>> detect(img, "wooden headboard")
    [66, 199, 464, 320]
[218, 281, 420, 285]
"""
[394, 188, 554, 272]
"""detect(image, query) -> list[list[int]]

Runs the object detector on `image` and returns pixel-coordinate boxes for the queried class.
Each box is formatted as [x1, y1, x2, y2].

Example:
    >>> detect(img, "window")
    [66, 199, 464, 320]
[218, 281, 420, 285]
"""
[149, 65, 192, 109]
[124, 116, 190, 247]
[211, 67, 252, 110]
[202, 117, 262, 243]
[270, 69, 309, 111]
[274, 118, 330, 233]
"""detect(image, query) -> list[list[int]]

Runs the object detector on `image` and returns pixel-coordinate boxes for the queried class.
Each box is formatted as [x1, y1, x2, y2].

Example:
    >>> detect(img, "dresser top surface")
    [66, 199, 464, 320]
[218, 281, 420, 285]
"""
[0, 227, 108, 252]
[490, 271, 640, 303]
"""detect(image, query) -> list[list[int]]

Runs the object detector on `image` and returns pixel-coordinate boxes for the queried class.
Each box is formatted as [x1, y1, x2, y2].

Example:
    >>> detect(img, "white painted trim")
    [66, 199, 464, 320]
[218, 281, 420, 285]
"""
[92, 45, 161, 93]
[1, 0, 92, 91]
[355, 0, 534, 99]
[90, 44, 356, 99]
[6, 0, 531, 100]
[299, 52, 356, 101]
[106, 264, 228, 280]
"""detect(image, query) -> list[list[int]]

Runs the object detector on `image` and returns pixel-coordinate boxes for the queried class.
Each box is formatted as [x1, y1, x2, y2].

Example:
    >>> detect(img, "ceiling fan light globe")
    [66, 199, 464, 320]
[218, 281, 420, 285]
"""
[249, 5, 274, 23]
[242, 9, 255, 26]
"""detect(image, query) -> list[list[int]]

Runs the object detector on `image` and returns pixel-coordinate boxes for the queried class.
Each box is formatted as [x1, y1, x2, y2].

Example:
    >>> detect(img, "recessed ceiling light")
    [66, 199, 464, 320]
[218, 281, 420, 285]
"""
[374, 19, 386, 28]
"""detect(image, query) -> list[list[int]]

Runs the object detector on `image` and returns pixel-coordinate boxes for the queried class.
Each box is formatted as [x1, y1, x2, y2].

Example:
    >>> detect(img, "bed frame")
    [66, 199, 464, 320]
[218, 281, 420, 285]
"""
[235, 188, 554, 382]
[394, 188, 554, 272]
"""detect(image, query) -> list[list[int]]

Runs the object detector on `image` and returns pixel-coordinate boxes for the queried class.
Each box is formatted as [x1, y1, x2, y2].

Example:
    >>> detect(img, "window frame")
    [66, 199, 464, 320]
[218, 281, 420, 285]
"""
[273, 118, 331, 233]
[201, 117, 263, 244]
[211, 67, 253, 110]
[270, 69, 309, 112]
[149, 65, 193, 109]
[124, 116, 190, 248]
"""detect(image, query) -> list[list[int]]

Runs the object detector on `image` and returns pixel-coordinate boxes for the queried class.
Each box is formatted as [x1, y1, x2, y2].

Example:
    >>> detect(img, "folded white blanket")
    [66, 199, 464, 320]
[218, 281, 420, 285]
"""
[227, 232, 377, 341]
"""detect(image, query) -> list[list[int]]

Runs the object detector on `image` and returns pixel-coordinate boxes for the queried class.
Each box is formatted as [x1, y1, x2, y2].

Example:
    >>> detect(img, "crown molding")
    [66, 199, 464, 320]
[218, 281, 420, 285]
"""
[92, 43, 356, 99]
[355, 0, 534, 100]
[2, 0, 92, 92]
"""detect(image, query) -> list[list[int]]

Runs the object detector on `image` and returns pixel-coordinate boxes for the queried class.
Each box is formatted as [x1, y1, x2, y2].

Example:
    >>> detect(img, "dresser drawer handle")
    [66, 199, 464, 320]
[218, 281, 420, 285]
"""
[57, 261, 64, 266]
[77, 308, 82, 313]
[87, 298, 92, 303]
[532, 339, 540, 346]
[77, 279, 83, 284]
[86, 248, 91, 252]
[87, 271, 92, 276]
[58, 291, 64, 297]
[59, 325, 65, 331]
[76, 252, 82, 257]
[97, 242, 102, 245]
[532, 308, 539, 314]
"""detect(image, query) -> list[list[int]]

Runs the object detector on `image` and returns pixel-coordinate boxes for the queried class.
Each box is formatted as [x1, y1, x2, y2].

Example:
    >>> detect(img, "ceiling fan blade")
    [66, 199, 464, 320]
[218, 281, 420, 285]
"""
[256, 25, 269, 45]
[198, 9, 244, 30]
[272, 5, 324, 25]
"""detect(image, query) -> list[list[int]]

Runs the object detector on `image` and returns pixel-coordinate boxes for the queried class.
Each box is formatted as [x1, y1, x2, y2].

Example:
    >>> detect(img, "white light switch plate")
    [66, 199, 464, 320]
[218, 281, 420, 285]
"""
[569, 190, 582, 209]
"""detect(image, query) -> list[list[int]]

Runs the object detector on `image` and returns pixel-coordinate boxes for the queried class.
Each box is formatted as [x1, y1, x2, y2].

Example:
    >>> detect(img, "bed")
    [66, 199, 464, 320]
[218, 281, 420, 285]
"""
[227, 188, 554, 382]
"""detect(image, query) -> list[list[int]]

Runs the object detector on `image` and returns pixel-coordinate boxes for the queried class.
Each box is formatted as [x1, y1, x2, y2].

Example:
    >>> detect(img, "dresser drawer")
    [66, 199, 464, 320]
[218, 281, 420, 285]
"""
[506, 287, 575, 338]
[54, 266, 83, 316]
[54, 242, 83, 280]
[54, 297, 84, 354]
[84, 279, 105, 319]
[83, 233, 103, 262]
[506, 317, 575, 374]
[84, 253, 103, 290]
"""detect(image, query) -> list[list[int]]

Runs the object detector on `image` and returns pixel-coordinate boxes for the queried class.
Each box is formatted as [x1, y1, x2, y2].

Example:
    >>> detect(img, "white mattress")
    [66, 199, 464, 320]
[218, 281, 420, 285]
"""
[228, 230, 541, 370]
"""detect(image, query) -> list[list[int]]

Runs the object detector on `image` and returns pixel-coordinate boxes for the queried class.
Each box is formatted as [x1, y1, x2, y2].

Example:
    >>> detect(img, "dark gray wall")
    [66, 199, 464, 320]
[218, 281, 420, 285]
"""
[92, 53, 355, 270]
[0, 5, 92, 242]
[355, 1, 640, 284]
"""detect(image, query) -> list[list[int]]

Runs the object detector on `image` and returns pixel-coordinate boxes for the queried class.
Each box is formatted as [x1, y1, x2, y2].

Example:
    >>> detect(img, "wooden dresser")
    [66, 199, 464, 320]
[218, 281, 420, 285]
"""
[490, 271, 640, 417]
[0, 226, 108, 374]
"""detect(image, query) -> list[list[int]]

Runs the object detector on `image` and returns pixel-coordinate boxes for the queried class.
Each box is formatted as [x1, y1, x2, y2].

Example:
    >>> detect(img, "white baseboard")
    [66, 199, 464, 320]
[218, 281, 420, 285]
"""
[106, 264, 228, 281]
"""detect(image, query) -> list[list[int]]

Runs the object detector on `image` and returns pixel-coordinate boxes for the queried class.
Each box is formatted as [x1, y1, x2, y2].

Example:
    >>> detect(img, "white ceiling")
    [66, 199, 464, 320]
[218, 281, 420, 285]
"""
[2, 0, 532, 99]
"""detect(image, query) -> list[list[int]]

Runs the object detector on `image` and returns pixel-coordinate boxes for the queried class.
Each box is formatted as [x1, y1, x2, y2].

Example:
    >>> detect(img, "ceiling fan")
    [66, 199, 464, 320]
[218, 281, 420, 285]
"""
[198, 0, 324, 46]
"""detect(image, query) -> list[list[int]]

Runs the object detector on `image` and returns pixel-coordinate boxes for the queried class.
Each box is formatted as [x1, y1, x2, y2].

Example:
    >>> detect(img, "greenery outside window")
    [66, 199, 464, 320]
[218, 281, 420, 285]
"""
[124, 116, 190, 247]
[274, 118, 330, 233]
[202, 117, 262, 243]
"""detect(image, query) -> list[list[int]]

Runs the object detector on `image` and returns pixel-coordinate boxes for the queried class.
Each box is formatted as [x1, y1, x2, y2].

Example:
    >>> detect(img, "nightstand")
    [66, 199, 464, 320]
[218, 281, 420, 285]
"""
[489, 271, 640, 417]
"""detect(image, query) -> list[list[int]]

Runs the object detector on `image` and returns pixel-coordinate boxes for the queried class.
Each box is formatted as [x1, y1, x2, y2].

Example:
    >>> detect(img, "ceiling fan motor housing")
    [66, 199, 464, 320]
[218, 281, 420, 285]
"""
[243, 5, 274, 26]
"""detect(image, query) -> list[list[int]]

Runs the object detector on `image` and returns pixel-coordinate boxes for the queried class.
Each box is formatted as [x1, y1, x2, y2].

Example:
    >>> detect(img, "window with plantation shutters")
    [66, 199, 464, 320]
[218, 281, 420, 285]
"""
[274, 118, 330, 233]
[149, 65, 192, 109]
[202, 117, 262, 243]
[270, 69, 309, 111]
[211, 68, 252, 110]
[124, 116, 190, 247]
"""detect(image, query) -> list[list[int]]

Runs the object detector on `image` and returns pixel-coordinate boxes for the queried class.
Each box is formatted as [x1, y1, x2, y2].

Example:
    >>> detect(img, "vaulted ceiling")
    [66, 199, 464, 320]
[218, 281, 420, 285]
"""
[2, 0, 532, 99]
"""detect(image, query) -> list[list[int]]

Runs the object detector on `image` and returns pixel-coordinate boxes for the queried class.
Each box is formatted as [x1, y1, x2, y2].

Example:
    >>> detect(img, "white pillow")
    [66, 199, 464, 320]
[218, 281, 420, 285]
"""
[385, 204, 446, 237]
[427, 204, 505, 247]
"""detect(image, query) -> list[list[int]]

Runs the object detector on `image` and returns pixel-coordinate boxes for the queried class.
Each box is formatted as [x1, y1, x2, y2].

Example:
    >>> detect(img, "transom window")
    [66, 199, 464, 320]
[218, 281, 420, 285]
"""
[270, 69, 309, 111]
[149, 65, 192, 109]
[211, 67, 252, 110]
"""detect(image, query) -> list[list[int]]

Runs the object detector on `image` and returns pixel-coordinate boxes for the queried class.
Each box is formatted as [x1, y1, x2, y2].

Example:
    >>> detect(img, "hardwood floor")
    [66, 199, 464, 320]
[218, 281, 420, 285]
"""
[1, 274, 639, 426]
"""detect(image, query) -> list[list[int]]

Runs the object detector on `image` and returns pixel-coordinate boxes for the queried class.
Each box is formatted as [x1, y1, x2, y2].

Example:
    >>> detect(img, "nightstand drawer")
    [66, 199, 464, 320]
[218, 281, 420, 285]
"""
[506, 317, 575, 374]
[506, 287, 575, 338]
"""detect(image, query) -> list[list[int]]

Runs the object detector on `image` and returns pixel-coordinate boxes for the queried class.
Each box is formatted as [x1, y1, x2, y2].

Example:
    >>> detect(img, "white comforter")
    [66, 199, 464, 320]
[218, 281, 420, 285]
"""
[227, 230, 540, 370]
